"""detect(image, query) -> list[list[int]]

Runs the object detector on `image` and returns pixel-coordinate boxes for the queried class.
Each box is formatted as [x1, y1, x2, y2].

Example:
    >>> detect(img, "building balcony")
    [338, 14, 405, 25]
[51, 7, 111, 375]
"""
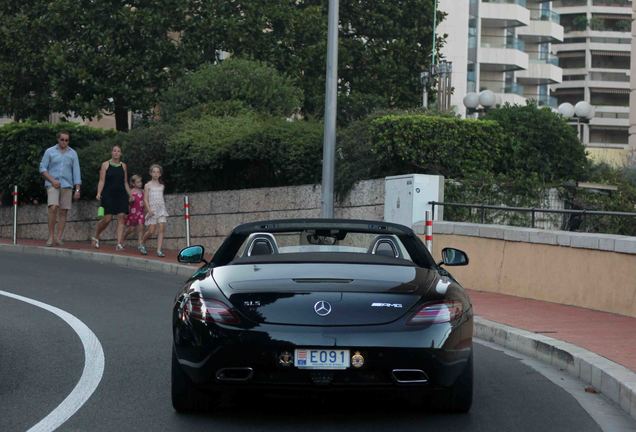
[518, 19, 564, 43]
[479, 40, 529, 71]
[590, 106, 630, 128]
[517, 20, 563, 43]
[588, 73, 630, 89]
[517, 61, 563, 84]
[525, 94, 559, 108]
[481, 1, 530, 28]
[497, 92, 528, 106]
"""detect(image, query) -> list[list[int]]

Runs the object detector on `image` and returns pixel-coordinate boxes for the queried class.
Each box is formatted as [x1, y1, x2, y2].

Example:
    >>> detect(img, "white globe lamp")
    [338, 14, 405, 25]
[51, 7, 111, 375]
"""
[463, 92, 480, 110]
[558, 102, 575, 119]
[574, 101, 594, 120]
[479, 90, 496, 108]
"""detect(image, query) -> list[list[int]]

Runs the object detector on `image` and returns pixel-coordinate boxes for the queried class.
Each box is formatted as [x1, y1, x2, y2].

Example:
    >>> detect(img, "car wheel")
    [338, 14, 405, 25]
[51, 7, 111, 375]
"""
[451, 352, 474, 413]
[171, 348, 219, 412]
[440, 351, 473, 413]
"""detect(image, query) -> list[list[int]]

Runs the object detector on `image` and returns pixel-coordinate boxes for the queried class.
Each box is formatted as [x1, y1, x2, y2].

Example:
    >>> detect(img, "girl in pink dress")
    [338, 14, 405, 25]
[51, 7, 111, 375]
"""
[124, 174, 148, 255]
[142, 164, 169, 257]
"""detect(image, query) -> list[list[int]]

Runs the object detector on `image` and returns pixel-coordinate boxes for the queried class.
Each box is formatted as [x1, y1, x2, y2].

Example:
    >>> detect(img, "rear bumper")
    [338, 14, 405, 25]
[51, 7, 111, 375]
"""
[174, 314, 473, 391]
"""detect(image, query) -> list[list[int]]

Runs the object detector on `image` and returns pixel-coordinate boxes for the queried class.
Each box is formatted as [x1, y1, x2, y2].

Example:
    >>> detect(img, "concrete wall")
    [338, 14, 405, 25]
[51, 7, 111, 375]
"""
[0, 179, 384, 251]
[415, 221, 636, 318]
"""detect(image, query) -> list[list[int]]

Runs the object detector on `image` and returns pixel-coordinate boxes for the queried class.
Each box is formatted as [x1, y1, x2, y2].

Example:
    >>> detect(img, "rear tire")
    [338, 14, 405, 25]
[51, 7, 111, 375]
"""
[171, 348, 219, 412]
[431, 351, 473, 413]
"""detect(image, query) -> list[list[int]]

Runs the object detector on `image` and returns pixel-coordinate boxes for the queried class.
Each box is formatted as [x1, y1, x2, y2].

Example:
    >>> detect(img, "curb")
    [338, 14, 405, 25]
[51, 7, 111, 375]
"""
[0, 243, 196, 278]
[476, 317, 636, 421]
[2, 242, 636, 421]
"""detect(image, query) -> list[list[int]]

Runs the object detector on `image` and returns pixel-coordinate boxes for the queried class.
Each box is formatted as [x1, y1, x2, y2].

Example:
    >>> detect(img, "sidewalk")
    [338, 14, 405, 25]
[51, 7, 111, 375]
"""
[2, 238, 636, 374]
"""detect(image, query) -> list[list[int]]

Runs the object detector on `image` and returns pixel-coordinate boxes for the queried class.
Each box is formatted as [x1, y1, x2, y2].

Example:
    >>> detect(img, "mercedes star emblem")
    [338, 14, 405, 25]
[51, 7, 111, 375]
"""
[314, 300, 332, 316]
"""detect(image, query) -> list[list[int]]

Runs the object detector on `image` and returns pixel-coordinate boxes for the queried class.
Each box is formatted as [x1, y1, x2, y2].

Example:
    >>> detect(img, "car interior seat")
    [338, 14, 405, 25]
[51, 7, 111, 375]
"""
[367, 235, 402, 258]
[244, 233, 279, 256]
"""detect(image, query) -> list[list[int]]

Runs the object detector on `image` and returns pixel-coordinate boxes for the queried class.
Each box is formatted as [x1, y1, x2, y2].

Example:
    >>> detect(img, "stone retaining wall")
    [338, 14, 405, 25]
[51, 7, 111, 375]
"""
[0, 179, 384, 251]
[414, 221, 636, 318]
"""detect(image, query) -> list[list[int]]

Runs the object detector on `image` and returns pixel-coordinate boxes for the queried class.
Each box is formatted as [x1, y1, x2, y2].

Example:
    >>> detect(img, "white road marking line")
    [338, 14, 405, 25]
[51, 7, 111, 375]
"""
[0, 290, 105, 432]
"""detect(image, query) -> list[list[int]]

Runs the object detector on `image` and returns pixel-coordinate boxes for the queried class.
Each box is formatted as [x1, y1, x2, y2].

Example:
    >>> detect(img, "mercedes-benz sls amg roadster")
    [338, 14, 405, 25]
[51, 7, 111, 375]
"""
[172, 219, 473, 413]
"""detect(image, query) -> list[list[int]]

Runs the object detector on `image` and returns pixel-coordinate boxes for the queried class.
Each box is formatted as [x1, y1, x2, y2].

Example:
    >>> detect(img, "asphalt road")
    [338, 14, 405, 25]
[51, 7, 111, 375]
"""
[0, 250, 618, 431]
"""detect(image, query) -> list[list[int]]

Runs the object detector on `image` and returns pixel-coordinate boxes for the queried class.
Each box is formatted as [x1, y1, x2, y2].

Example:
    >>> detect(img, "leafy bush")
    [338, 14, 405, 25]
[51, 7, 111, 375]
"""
[0, 121, 113, 205]
[159, 59, 303, 121]
[483, 103, 588, 182]
[166, 113, 323, 192]
[336, 113, 506, 197]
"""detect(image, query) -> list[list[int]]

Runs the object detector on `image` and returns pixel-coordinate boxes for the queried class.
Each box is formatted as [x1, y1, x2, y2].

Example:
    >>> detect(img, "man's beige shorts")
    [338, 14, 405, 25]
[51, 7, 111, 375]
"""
[47, 187, 73, 210]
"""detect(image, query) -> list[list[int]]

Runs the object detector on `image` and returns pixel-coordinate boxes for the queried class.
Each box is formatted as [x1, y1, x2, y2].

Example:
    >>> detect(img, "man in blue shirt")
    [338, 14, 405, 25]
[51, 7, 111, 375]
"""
[39, 131, 82, 246]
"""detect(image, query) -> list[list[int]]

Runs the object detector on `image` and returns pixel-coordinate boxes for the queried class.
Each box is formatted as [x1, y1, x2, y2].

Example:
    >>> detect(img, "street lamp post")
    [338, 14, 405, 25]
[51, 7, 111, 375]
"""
[557, 101, 595, 143]
[321, 0, 339, 218]
[462, 90, 497, 117]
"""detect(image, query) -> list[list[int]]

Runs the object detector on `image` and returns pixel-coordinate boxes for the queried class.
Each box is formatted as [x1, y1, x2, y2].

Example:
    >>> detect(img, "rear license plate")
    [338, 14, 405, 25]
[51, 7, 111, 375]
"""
[294, 349, 350, 369]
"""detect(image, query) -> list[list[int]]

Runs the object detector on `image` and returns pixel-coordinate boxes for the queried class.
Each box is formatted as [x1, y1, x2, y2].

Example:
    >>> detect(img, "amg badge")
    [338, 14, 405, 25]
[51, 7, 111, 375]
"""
[371, 302, 403, 308]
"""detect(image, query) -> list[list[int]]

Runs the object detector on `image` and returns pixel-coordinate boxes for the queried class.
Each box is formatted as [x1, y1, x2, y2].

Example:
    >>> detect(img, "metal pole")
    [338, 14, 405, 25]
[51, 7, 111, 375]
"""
[320, 0, 339, 218]
[425, 211, 433, 253]
[183, 196, 191, 247]
[531, 209, 535, 228]
[431, 0, 438, 66]
[12, 185, 18, 245]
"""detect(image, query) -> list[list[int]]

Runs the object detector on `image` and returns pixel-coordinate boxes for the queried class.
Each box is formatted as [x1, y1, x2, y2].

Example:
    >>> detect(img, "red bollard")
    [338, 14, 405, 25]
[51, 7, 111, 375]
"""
[12, 185, 18, 245]
[425, 210, 433, 253]
[184, 196, 191, 247]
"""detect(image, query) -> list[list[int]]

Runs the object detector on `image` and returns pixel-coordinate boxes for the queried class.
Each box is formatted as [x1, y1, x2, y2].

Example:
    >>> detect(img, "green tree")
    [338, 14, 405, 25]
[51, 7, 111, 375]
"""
[0, 1, 189, 131]
[180, 0, 441, 120]
[0, 2, 54, 121]
[483, 103, 589, 182]
[159, 59, 303, 121]
[45, 0, 188, 131]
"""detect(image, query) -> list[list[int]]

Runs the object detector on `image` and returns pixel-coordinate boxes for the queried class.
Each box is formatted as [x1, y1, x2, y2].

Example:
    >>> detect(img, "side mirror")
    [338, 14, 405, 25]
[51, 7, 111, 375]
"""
[178, 245, 206, 264]
[440, 247, 469, 266]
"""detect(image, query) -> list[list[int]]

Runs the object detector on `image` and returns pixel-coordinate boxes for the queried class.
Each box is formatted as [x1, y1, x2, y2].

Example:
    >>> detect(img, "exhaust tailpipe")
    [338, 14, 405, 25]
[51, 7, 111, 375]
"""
[216, 367, 254, 381]
[391, 369, 428, 384]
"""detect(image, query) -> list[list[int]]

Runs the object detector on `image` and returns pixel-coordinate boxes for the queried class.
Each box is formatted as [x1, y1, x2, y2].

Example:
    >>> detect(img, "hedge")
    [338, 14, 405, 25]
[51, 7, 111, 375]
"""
[166, 113, 323, 192]
[369, 115, 505, 176]
[0, 121, 113, 205]
[335, 114, 506, 196]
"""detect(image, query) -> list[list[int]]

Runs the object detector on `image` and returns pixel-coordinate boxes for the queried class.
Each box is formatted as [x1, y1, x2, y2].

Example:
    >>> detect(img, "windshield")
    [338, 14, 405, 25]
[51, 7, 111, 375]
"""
[234, 231, 414, 262]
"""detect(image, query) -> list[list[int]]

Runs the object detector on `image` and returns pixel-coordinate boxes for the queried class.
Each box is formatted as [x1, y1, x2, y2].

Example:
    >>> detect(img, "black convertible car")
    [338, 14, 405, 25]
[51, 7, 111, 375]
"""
[172, 219, 473, 413]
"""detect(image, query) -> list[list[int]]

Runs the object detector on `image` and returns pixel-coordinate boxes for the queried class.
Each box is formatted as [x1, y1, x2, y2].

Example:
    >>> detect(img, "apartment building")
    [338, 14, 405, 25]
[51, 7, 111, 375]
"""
[553, 0, 632, 165]
[439, 0, 564, 117]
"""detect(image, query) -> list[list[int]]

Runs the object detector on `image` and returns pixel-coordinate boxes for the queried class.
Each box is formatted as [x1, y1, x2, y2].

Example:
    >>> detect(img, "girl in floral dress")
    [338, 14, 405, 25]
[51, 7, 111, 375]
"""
[142, 164, 169, 257]
[123, 174, 147, 255]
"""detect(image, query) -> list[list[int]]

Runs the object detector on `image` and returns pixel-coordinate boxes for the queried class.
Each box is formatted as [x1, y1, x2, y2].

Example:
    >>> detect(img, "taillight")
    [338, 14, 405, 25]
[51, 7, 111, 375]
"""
[407, 300, 463, 325]
[182, 293, 240, 325]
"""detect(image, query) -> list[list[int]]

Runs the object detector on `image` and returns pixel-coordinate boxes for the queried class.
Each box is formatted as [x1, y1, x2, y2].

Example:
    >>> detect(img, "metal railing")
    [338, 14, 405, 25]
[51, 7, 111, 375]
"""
[535, 94, 558, 108]
[483, 0, 527, 5]
[529, 8, 560, 23]
[429, 201, 636, 233]
[480, 38, 525, 51]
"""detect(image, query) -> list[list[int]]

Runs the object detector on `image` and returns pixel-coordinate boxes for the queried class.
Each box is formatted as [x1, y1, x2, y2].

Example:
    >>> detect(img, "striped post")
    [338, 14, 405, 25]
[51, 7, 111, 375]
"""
[12, 185, 18, 245]
[425, 210, 433, 253]
[184, 196, 191, 247]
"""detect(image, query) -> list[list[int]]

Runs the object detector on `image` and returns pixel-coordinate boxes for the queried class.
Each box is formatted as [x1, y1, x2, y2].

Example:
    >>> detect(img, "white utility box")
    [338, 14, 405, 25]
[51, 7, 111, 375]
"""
[384, 174, 444, 227]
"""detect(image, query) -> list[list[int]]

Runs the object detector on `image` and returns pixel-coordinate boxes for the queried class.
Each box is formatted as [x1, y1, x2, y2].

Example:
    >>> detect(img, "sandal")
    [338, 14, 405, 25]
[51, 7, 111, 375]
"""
[91, 237, 100, 249]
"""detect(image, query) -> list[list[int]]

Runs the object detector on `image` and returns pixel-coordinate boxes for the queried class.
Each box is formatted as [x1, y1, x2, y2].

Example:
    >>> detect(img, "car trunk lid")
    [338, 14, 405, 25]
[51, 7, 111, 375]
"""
[211, 263, 436, 326]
